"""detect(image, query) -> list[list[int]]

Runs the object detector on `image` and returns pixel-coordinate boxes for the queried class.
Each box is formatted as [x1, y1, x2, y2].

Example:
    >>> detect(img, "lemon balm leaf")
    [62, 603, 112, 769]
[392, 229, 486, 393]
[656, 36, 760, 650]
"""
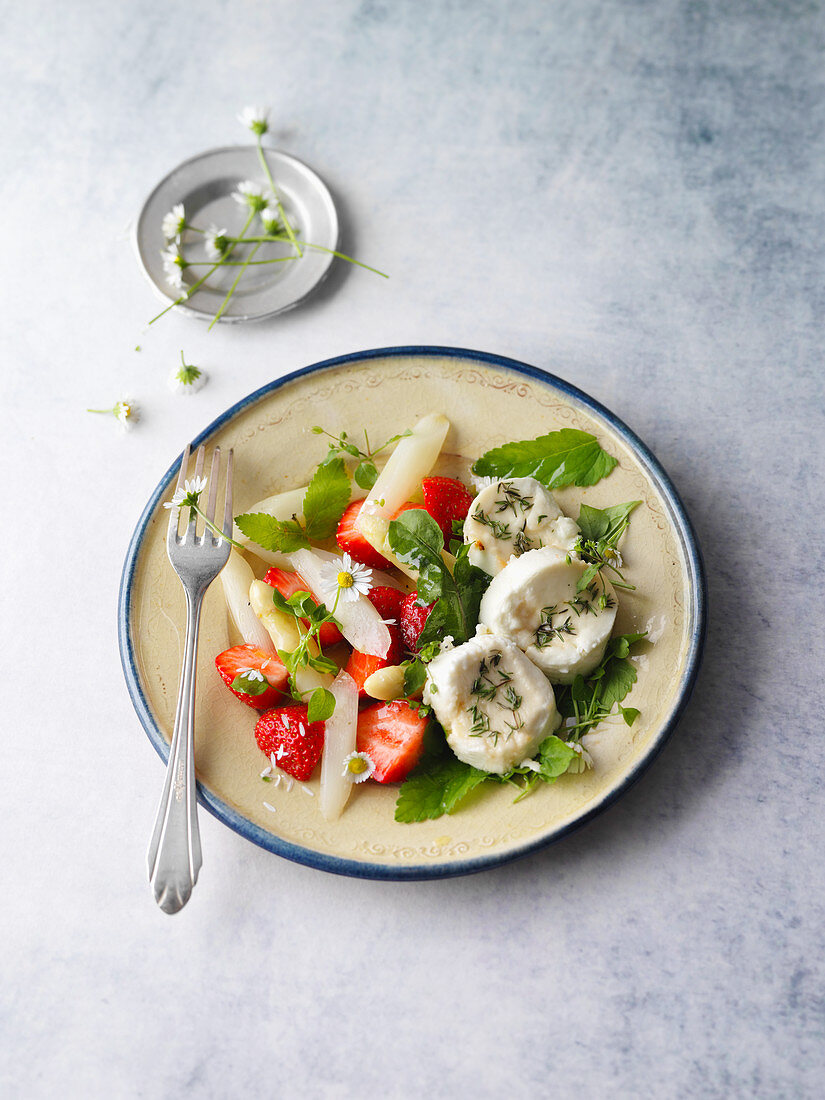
[472, 429, 618, 488]
[303, 455, 351, 540]
[234, 512, 310, 553]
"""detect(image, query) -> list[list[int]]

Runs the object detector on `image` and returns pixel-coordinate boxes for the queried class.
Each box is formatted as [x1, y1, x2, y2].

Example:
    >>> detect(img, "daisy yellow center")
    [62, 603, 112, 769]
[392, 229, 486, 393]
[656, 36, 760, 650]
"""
[348, 757, 368, 774]
[337, 571, 354, 589]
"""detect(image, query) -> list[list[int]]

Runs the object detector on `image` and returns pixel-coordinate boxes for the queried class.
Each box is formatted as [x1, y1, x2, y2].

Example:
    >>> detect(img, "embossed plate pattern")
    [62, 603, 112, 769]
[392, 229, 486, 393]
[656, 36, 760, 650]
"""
[119, 348, 706, 879]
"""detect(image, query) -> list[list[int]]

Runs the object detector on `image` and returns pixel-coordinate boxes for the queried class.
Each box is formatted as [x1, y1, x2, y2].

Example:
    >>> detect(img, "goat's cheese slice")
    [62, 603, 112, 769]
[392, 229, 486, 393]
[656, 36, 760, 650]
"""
[478, 546, 618, 683]
[463, 476, 580, 576]
[423, 633, 559, 774]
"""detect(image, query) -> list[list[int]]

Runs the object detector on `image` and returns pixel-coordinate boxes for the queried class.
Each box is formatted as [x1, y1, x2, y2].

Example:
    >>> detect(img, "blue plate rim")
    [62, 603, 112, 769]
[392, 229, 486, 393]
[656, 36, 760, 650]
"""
[119, 345, 707, 881]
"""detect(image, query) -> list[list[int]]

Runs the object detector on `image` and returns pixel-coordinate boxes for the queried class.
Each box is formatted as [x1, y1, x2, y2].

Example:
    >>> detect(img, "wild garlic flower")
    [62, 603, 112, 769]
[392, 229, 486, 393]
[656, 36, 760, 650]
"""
[318, 552, 373, 604]
[232, 179, 268, 213]
[205, 224, 231, 260]
[162, 203, 187, 241]
[342, 752, 375, 783]
[239, 105, 269, 136]
[161, 245, 187, 288]
[168, 350, 207, 395]
[87, 399, 138, 431]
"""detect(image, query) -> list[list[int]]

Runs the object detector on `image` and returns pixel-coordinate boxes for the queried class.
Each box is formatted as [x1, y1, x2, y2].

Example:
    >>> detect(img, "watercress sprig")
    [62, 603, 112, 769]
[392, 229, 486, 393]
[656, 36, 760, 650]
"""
[573, 501, 641, 593]
[311, 426, 412, 490]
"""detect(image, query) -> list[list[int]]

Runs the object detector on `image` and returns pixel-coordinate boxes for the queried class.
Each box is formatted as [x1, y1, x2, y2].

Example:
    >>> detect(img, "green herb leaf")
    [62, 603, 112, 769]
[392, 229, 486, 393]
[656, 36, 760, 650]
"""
[387, 512, 489, 647]
[234, 512, 310, 553]
[386, 508, 445, 602]
[307, 687, 336, 722]
[403, 659, 428, 697]
[354, 459, 379, 490]
[537, 734, 577, 777]
[598, 653, 638, 709]
[620, 706, 640, 727]
[577, 501, 641, 543]
[303, 455, 351, 540]
[395, 752, 488, 822]
[230, 671, 270, 696]
[472, 429, 618, 489]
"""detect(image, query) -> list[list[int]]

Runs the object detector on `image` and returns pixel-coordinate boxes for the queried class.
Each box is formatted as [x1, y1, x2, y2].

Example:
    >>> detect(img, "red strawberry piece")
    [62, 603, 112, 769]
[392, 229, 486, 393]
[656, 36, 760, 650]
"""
[263, 567, 343, 647]
[421, 477, 474, 546]
[344, 586, 405, 695]
[254, 705, 325, 781]
[356, 700, 428, 783]
[336, 500, 390, 568]
[336, 500, 421, 569]
[399, 591, 436, 653]
[215, 645, 289, 709]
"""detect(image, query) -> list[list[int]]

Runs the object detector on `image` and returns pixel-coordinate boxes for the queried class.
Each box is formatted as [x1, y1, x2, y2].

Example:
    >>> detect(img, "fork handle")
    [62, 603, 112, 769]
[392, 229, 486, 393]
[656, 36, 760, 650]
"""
[147, 587, 205, 914]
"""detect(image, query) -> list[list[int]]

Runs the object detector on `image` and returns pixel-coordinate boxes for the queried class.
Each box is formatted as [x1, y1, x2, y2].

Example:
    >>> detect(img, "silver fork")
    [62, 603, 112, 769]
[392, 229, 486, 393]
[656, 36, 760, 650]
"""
[147, 443, 233, 914]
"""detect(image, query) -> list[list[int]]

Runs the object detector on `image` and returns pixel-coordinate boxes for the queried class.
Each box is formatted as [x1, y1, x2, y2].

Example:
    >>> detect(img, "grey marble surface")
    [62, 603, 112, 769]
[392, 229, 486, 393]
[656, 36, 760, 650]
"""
[2, 1, 823, 1096]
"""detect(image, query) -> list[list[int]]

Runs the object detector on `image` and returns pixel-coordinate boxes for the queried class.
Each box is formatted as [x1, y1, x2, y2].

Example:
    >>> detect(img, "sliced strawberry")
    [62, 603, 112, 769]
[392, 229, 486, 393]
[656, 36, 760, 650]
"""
[356, 700, 428, 782]
[336, 500, 390, 568]
[344, 586, 405, 695]
[336, 500, 421, 569]
[399, 591, 436, 653]
[263, 567, 343, 646]
[421, 476, 474, 546]
[254, 705, 325, 781]
[215, 645, 289, 709]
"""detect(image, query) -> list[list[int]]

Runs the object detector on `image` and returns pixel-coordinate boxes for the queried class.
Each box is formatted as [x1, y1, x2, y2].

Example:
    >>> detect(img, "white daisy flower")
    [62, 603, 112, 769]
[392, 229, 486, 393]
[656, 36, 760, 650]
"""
[342, 751, 375, 783]
[604, 547, 624, 568]
[318, 551, 373, 604]
[88, 398, 138, 431]
[163, 475, 208, 510]
[232, 179, 267, 212]
[238, 105, 269, 136]
[168, 351, 207, 395]
[161, 245, 187, 288]
[161, 203, 186, 241]
[204, 224, 231, 260]
[114, 399, 137, 430]
[260, 204, 283, 235]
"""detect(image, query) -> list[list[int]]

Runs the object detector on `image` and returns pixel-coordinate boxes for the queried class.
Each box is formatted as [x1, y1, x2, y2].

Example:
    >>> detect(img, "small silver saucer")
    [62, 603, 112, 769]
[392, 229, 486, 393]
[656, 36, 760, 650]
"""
[134, 145, 339, 323]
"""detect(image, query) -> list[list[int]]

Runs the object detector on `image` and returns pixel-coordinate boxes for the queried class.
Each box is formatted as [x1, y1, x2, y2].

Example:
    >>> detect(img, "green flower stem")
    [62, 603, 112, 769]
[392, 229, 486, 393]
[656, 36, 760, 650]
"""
[303, 243, 389, 278]
[149, 211, 257, 325]
[226, 236, 389, 278]
[256, 137, 302, 256]
[192, 505, 244, 548]
[184, 257, 298, 267]
[208, 240, 262, 329]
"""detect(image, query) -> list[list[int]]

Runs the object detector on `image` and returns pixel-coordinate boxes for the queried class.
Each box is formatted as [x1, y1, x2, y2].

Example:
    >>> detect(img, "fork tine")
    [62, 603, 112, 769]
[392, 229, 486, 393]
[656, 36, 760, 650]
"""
[223, 449, 234, 539]
[186, 446, 206, 540]
[167, 444, 191, 542]
[205, 448, 221, 528]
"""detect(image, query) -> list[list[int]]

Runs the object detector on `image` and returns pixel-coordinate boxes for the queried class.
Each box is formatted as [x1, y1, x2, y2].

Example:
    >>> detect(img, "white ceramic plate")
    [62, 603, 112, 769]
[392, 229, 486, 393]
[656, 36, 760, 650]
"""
[134, 145, 338, 322]
[119, 348, 706, 879]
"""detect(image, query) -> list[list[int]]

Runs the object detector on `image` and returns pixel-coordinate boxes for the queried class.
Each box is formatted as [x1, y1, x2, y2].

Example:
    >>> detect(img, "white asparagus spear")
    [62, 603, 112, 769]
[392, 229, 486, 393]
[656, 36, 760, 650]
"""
[319, 671, 359, 821]
[289, 548, 391, 659]
[220, 550, 277, 653]
[249, 579, 333, 695]
[356, 413, 450, 578]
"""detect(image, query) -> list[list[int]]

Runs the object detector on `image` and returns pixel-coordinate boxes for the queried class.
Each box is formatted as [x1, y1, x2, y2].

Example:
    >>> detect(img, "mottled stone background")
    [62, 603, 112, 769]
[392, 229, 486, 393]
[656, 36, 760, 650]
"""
[1, 1, 823, 1096]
